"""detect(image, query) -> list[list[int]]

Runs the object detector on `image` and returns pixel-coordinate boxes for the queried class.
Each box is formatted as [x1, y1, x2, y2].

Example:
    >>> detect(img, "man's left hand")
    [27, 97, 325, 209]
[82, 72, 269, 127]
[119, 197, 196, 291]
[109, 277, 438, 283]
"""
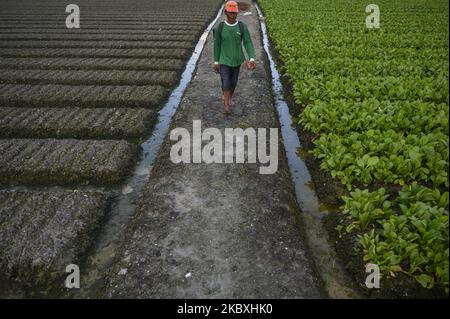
[249, 60, 256, 70]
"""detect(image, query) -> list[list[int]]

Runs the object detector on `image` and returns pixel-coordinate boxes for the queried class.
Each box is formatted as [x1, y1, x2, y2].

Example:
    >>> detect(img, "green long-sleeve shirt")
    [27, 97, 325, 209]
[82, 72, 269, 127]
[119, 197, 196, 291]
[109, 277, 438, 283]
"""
[213, 20, 255, 67]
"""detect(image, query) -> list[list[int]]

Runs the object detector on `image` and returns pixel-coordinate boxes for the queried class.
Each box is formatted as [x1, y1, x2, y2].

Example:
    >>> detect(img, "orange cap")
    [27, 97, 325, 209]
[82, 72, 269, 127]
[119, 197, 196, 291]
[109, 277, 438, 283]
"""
[225, 1, 239, 13]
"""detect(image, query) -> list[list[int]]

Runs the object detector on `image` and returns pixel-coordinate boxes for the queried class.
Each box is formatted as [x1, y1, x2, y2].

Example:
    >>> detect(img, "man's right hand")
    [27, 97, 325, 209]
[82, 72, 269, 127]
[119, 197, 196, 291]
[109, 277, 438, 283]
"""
[212, 63, 220, 73]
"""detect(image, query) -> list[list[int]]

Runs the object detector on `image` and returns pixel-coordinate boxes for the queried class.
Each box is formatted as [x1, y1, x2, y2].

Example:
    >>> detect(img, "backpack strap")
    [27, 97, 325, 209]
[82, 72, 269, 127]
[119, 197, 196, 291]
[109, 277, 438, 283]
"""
[219, 21, 225, 38]
[238, 21, 244, 42]
[214, 21, 225, 49]
[215, 21, 244, 47]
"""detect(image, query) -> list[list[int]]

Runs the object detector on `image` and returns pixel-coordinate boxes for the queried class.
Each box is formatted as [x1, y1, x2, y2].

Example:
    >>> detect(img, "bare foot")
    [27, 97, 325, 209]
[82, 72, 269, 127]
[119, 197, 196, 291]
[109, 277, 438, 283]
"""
[222, 94, 235, 106]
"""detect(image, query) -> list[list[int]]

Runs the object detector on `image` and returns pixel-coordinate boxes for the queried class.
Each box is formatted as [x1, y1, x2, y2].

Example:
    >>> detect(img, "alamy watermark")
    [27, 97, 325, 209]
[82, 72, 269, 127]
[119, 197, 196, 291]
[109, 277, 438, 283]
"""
[365, 263, 381, 289]
[66, 4, 80, 29]
[65, 264, 80, 289]
[366, 4, 380, 29]
[169, 120, 279, 174]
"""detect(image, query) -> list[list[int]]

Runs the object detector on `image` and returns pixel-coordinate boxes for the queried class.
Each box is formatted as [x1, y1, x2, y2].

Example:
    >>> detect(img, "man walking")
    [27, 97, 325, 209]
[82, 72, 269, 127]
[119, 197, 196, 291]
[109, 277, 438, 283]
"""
[213, 1, 256, 115]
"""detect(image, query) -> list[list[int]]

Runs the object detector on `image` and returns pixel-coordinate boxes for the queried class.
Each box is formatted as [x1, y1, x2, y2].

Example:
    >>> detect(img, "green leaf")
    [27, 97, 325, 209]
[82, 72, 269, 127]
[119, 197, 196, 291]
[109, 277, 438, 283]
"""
[415, 274, 434, 289]
[367, 156, 379, 167]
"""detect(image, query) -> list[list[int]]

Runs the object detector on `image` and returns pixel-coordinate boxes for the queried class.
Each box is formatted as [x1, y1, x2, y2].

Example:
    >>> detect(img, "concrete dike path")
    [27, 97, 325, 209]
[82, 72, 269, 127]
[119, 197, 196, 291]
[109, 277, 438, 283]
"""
[105, 0, 322, 298]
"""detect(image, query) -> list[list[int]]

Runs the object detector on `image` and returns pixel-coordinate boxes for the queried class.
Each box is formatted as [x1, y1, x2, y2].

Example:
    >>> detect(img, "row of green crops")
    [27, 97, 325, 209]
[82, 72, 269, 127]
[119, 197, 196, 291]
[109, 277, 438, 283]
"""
[259, 0, 449, 292]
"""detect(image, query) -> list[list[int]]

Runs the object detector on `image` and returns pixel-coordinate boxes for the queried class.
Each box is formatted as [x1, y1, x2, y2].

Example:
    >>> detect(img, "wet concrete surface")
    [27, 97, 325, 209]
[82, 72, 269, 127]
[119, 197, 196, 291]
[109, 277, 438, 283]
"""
[105, 1, 322, 298]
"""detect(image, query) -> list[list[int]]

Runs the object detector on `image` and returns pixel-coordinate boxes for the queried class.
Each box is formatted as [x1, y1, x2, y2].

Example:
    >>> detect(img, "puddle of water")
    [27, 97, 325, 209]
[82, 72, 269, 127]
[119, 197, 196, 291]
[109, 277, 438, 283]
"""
[256, 6, 320, 215]
[76, 5, 225, 297]
[255, 3, 358, 299]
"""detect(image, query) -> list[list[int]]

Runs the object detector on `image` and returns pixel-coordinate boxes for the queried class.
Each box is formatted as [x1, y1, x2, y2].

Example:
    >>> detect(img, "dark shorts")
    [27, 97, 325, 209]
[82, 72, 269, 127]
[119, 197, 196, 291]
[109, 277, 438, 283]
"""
[219, 64, 240, 92]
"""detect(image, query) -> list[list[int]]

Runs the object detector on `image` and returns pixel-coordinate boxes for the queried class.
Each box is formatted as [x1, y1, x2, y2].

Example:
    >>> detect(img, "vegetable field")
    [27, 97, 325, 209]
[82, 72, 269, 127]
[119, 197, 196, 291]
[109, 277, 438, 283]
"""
[259, 0, 449, 294]
[0, 0, 221, 291]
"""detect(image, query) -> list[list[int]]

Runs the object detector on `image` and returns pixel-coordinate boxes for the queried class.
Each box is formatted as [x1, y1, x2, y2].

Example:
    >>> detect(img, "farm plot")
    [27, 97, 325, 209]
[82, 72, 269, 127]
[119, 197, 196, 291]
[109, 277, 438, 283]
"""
[0, 57, 185, 70]
[0, 190, 110, 286]
[0, 84, 169, 108]
[0, 139, 137, 186]
[0, 69, 179, 86]
[0, 40, 194, 49]
[0, 0, 221, 291]
[0, 107, 157, 139]
[0, 48, 192, 59]
[259, 0, 449, 295]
